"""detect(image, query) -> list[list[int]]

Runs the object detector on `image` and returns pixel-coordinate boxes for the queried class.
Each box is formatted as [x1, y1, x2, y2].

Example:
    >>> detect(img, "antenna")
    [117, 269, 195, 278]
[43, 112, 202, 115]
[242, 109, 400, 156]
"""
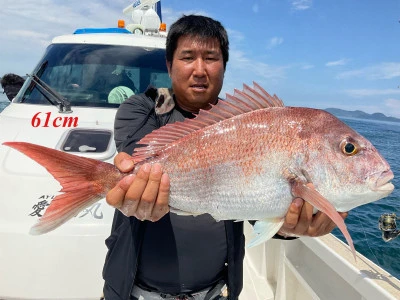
[123, 0, 161, 16]
[122, 0, 164, 35]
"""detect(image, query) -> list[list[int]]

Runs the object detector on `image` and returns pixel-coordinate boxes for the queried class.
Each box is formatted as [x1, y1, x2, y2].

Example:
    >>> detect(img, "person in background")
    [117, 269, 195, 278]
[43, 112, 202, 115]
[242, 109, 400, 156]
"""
[102, 15, 348, 300]
[1, 73, 25, 101]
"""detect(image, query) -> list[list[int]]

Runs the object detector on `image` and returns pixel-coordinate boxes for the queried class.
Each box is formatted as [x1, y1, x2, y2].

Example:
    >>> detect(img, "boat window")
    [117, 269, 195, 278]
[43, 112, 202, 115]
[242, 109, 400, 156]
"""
[15, 43, 171, 108]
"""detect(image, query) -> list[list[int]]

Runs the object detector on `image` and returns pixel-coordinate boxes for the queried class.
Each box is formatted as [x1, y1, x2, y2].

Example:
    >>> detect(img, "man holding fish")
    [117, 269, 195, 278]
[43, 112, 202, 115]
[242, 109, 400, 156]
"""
[5, 13, 392, 300]
[103, 15, 348, 300]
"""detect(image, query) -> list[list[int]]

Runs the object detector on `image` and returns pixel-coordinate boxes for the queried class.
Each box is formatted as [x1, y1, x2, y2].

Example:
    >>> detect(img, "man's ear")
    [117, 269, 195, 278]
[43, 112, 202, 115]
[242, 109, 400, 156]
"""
[166, 60, 172, 77]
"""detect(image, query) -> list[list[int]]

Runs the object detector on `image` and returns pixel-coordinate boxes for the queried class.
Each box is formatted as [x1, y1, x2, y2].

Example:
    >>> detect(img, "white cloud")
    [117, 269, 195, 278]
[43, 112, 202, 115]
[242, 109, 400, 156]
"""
[252, 3, 259, 13]
[291, 0, 312, 11]
[222, 49, 289, 96]
[267, 37, 284, 50]
[161, 8, 211, 26]
[4, 29, 52, 47]
[337, 63, 400, 80]
[332, 90, 400, 118]
[227, 50, 288, 79]
[227, 29, 245, 43]
[1, 1, 123, 30]
[326, 58, 349, 67]
[0, 0, 203, 76]
[321, 101, 400, 118]
[0, 0, 127, 75]
[159, 7, 183, 26]
[344, 89, 400, 98]
[301, 64, 314, 70]
[384, 98, 400, 115]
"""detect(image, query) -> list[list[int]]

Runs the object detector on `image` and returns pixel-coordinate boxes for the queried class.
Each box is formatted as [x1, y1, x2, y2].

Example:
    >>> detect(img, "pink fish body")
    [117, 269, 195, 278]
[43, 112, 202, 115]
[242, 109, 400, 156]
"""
[151, 106, 392, 217]
[3, 82, 394, 258]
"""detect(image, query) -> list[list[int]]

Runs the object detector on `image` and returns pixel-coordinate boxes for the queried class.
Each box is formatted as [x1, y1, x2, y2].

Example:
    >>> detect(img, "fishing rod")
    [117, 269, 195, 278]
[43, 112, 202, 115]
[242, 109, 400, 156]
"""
[378, 213, 400, 242]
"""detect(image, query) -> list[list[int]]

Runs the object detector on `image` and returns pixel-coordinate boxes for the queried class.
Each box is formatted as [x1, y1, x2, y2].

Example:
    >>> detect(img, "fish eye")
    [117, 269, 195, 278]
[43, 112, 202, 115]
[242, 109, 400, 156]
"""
[340, 140, 359, 156]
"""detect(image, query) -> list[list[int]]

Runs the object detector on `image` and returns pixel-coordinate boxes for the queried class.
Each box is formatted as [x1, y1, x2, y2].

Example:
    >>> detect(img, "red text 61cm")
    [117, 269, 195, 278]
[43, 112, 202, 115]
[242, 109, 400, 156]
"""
[31, 112, 79, 128]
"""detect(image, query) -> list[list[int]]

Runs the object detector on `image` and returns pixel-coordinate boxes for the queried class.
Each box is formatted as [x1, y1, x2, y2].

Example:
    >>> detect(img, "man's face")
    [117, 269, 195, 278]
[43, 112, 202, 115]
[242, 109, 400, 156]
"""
[167, 35, 225, 113]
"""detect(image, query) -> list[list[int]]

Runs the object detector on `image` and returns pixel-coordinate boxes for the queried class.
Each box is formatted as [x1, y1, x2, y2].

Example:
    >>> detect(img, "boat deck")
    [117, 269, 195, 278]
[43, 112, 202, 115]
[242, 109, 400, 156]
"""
[240, 223, 400, 300]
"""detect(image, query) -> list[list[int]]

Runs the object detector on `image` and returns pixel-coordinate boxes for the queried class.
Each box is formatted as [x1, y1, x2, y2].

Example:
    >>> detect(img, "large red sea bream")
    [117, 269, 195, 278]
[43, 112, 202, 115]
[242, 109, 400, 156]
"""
[3, 82, 394, 259]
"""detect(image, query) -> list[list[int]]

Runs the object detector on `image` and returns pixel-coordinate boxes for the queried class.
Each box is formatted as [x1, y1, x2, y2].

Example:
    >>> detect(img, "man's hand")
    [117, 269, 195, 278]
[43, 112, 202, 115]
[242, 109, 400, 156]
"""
[279, 198, 348, 237]
[106, 152, 170, 221]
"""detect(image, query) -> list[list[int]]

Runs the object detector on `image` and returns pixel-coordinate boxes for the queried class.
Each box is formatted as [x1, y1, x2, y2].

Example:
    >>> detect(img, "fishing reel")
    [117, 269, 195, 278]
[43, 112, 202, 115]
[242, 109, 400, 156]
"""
[378, 213, 400, 242]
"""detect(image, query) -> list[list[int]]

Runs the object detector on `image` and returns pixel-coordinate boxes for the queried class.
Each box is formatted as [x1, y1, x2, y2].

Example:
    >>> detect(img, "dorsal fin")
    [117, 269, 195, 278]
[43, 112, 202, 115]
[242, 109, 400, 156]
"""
[132, 82, 284, 161]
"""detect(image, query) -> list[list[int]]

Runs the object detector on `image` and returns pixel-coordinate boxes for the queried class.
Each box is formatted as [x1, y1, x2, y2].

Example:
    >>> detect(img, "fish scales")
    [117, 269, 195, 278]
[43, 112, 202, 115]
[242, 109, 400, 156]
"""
[2, 82, 394, 258]
[143, 107, 330, 221]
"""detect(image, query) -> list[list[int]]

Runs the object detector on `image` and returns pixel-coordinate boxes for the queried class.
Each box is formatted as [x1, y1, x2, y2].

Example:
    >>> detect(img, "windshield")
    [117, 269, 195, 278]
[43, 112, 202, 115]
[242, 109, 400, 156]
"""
[15, 43, 171, 108]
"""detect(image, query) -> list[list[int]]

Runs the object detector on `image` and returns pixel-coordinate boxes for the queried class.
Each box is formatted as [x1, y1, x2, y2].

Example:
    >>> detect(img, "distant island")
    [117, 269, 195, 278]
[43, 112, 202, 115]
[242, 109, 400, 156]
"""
[324, 108, 400, 123]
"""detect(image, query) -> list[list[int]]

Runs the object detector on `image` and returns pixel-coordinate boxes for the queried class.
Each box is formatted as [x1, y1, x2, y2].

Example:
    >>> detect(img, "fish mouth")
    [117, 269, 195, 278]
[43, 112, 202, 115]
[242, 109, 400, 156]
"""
[371, 169, 395, 194]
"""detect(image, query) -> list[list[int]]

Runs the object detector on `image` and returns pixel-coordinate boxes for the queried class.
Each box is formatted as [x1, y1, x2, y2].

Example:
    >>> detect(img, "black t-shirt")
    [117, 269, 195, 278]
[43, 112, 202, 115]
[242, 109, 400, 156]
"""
[137, 214, 227, 293]
[114, 91, 227, 294]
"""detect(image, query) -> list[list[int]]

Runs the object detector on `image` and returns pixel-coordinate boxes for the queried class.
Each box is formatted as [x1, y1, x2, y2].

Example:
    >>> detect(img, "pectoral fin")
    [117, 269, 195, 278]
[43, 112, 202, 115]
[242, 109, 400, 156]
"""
[247, 218, 284, 248]
[290, 176, 356, 260]
[169, 207, 203, 217]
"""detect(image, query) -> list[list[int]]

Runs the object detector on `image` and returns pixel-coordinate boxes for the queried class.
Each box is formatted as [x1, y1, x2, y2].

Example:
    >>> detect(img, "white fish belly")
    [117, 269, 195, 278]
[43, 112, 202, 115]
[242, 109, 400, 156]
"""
[168, 159, 293, 221]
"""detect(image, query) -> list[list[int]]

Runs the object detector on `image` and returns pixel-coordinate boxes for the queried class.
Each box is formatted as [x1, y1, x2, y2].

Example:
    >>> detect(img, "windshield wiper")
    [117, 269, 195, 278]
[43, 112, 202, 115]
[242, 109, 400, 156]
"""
[26, 74, 72, 113]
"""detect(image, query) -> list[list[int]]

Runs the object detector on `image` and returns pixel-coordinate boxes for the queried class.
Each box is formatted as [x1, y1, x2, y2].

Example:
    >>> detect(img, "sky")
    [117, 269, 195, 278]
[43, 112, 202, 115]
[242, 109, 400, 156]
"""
[1, 0, 400, 118]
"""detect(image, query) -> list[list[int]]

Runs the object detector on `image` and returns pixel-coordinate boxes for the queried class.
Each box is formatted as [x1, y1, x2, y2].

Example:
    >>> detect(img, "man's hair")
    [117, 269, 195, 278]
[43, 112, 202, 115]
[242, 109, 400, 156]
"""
[166, 15, 229, 69]
[1, 73, 25, 89]
[1, 73, 25, 101]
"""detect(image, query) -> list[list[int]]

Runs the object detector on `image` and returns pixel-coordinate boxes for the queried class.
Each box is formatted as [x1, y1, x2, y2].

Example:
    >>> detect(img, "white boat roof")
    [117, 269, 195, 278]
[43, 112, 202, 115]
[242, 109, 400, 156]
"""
[52, 32, 167, 49]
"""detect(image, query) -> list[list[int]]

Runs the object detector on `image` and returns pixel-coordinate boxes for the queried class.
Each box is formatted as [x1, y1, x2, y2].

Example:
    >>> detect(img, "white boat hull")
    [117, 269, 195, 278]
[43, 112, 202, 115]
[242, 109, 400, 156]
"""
[1, 104, 399, 300]
[241, 222, 400, 300]
[0, 103, 117, 299]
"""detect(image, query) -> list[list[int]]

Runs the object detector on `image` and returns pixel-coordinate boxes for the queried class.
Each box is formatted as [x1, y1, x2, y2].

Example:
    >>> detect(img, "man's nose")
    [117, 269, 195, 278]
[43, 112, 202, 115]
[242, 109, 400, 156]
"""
[193, 58, 206, 76]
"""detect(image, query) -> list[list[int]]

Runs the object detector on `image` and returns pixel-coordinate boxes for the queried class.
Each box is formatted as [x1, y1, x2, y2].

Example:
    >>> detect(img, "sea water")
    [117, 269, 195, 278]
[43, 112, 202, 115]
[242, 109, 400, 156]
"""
[0, 102, 8, 111]
[0, 91, 9, 109]
[0, 100, 399, 279]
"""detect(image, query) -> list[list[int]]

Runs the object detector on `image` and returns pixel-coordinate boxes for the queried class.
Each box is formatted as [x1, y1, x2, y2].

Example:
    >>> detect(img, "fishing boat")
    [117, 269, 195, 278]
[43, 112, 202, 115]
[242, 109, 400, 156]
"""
[242, 223, 400, 299]
[0, 1, 399, 299]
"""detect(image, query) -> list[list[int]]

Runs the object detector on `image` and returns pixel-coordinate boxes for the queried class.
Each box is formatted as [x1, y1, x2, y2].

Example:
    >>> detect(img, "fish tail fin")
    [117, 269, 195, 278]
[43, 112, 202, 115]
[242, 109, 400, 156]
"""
[292, 181, 357, 261]
[3, 142, 120, 235]
[30, 188, 103, 235]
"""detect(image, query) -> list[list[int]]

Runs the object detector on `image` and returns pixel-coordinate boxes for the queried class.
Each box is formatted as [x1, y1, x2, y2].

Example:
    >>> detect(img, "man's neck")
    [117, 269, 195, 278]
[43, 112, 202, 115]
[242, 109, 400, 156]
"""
[174, 97, 218, 114]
